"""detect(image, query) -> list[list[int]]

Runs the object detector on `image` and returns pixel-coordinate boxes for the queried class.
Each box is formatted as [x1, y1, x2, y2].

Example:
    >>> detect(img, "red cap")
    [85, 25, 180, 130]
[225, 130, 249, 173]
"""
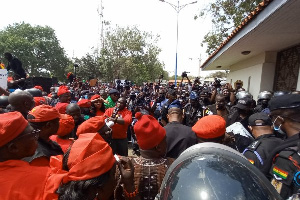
[76, 116, 105, 136]
[57, 85, 70, 96]
[56, 114, 75, 137]
[28, 105, 60, 122]
[0, 112, 28, 147]
[90, 94, 101, 102]
[34, 97, 46, 106]
[77, 99, 91, 108]
[34, 85, 43, 91]
[192, 115, 226, 139]
[134, 112, 166, 150]
[49, 133, 115, 183]
[55, 102, 69, 114]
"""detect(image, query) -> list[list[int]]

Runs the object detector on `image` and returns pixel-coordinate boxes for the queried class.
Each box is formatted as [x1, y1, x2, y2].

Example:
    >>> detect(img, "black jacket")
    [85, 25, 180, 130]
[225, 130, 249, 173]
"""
[164, 121, 197, 159]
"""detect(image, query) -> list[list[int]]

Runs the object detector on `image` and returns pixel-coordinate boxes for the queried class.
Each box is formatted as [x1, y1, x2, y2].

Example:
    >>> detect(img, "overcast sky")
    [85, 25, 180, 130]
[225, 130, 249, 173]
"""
[1, 0, 215, 77]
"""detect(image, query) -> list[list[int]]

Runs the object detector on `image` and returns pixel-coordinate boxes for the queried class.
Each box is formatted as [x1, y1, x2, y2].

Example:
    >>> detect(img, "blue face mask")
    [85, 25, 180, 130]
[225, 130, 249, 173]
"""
[273, 116, 285, 135]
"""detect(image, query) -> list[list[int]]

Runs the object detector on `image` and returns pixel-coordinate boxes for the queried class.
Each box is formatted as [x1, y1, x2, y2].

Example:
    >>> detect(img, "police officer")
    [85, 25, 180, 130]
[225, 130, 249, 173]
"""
[243, 113, 283, 171]
[183, 91, 203, 127]
[261, 94, 300, 199]
[254, 91, 272, 114]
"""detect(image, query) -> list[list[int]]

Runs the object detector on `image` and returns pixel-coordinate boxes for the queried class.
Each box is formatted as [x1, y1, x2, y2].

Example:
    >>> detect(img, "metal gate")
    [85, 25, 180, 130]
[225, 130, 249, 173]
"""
[273, 45, 300, 91]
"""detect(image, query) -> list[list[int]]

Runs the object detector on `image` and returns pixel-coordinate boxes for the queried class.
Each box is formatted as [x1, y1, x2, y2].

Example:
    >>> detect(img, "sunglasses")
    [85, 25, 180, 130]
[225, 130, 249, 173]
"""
[12, 129, 40, 142]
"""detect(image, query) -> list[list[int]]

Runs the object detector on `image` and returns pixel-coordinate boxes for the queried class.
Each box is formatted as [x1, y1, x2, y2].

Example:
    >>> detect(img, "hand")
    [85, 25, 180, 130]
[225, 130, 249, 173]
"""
[117, 157, 135, 186]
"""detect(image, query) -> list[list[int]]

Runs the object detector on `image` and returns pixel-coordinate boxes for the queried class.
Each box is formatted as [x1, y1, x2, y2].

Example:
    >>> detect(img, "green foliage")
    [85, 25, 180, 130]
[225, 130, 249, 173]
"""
[199, 0, 261, 55]
[0, 22, 70, 80]
[207, 71, 227, 78]
[98, 25, 166, 85]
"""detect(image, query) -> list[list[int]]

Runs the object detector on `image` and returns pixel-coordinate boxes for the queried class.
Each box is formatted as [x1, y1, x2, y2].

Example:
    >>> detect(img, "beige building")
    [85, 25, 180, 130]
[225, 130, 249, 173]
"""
[201, 0, 300, 100]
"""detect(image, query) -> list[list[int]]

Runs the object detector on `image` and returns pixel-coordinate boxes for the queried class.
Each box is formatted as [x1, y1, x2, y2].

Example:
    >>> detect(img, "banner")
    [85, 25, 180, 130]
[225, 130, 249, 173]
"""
[0, 69, 8, 89]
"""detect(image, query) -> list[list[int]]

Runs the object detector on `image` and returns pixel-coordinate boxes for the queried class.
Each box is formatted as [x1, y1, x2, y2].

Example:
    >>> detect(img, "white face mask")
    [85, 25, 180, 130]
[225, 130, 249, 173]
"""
[273, 116, 285, 135]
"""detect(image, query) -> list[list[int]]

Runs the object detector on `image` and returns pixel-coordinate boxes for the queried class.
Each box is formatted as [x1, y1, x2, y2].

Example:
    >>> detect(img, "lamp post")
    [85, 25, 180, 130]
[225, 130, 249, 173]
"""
[159, 0, 197, 86]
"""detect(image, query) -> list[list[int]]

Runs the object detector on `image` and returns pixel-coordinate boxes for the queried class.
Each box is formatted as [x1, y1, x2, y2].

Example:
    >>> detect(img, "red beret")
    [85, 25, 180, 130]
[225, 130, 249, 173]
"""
[28, 105, 61, 122]
[57, 85, 70, 96]
[76, 116, 105, 136]
[90, 94, 101, 102]
[56, 114, 75, 137]
[34, 97, 47, 106]
[134, 112, 166, 150]
[55, 102, 69, 114]
[0, 112, 28, 147]
[49, 133, 115, 184]
[77, 99, 91, 108]
[34, 85, 43, 91]
[192, 115, 226, 139]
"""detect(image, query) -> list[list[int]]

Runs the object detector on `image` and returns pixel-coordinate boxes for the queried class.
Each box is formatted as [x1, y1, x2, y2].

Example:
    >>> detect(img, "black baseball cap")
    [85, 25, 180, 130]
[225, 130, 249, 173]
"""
[235, 97, 252, 110]
[269, 94, 300, 111]
[108, 89, 119, 94]
[248, 113, 272, 126]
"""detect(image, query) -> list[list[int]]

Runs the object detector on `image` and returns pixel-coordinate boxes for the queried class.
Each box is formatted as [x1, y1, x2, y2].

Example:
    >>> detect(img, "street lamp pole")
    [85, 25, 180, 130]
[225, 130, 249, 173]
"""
[159, 0, 197, 86]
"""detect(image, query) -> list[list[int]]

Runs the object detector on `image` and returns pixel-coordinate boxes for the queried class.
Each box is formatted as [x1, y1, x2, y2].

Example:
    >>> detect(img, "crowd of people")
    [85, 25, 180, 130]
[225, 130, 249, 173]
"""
[0, 53, 300, 200]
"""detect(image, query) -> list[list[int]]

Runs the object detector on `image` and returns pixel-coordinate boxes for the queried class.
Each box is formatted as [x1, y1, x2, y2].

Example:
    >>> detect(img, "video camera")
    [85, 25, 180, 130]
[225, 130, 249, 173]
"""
[181, 71, 190, 78]
[214, 78, 221, 88]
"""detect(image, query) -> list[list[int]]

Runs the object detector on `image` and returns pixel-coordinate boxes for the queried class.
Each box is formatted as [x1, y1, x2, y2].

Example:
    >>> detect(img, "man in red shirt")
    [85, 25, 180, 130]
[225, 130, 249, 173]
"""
[105, 97, 132, 156]
[0, 112, 51, 200]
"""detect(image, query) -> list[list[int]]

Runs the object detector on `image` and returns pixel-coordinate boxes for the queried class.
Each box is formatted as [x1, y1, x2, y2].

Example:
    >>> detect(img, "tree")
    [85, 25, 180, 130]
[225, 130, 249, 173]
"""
[197, 0, 261, 55]
[0, 22, 70, 80]
[207, 71, 227, 78]
[99, 25, 166, 85]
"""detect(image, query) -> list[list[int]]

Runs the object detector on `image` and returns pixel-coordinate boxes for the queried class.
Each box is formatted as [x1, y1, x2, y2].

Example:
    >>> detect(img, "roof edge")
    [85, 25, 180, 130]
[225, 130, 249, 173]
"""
[200, 0, 274, 70]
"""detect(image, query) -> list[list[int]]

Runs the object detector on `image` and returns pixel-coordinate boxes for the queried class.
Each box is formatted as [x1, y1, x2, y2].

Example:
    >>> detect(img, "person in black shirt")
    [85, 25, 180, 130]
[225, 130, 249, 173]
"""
[164, 101, 197, 159]
[4, 52, 26, 79]
[243, 113, 283, 171]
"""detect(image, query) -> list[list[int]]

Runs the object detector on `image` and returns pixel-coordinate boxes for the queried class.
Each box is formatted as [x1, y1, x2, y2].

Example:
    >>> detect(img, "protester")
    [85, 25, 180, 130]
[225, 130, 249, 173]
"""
[55, 85, 71, 114]
[207, 94, 230, 123]
[0, 112, 51, 200]
[8, 90, 35, 119]
[105, 97, 132, 156]
[66, 103, 84, 139]
[24, 105, 63, 166]
[46, 133, 139, 200]
[192, 115, 237, 150]
[76, 115, 112, 143]
[104, 88, 120, 108]
[164, 100, 197, 159]
[90, 94, 106, 116]
[49, 114, 75, 153]
[77, 99, 92, 120]
[132, 112, 173, 199]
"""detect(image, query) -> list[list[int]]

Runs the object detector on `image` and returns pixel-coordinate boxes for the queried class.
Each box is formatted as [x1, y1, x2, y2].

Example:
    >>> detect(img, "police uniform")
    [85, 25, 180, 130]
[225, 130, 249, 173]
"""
[269, 133, 300, 199]
[265, 94, 300, 199]
[183, 103, 203, 127]
[243, 134, 283, 170]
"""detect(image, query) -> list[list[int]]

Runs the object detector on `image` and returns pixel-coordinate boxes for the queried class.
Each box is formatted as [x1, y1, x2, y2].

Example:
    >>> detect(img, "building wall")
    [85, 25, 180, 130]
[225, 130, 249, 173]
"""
[227, 64, 263, 100]
[227, 52, 277, 100]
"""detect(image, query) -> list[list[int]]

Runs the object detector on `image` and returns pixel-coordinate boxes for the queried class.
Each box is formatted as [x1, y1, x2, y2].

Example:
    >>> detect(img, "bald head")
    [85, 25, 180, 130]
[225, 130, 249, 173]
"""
[66, 103, 80, 113]
[167, 107, 183, 123]
[8, 90, 34, 114]
[66, 103, 81, 124]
